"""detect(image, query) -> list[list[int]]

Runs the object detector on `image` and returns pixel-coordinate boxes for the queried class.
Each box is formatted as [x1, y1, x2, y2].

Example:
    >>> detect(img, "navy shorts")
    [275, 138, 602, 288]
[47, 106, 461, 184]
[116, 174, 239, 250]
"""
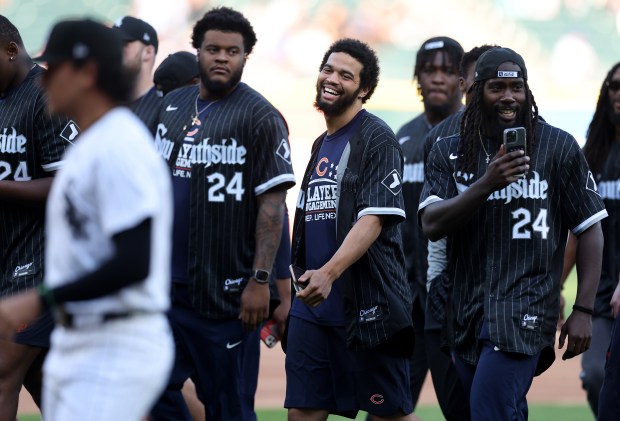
[14, 308, 54, 348]
[598, 315, 620, 420]
[284, 316, 412, 418]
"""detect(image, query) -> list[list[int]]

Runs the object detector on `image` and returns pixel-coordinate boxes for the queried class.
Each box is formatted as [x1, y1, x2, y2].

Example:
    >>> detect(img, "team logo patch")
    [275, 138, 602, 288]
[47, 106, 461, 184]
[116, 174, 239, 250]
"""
[586, 171, 601, 196]
[381, 169, 402, 195]
[60, 120, 79, 143]
[370, 394, 385, 405]
[13, 262, 35, 279]
[276, 139, 292, 164]
[520, 313, 540, 330]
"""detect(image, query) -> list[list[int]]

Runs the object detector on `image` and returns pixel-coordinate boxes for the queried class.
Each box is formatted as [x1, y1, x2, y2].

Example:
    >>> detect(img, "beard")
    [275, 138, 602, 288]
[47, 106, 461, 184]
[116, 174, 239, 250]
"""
[200, 65, 243, 96]
[424, 99, 455, 122]
[314, 84, 361, 117]
[482, 104, 526, 139]
[608, 108, 620, 125]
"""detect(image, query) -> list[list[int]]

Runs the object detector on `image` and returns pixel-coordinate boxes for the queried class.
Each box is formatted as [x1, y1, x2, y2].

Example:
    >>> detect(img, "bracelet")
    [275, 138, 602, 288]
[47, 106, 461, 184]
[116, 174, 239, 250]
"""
[36, 283, 56, 310]
[572, 304, 593, 315]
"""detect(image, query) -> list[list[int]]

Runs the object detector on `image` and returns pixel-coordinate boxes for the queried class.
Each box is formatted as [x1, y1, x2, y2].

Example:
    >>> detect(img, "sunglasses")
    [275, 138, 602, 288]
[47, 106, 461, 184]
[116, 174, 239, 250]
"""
[607, 80, 620, 92]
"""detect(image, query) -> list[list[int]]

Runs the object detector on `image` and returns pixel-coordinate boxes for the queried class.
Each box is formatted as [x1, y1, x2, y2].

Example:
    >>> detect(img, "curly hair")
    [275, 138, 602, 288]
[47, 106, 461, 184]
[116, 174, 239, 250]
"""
[319, 38, 380, 104]
[582, 62, 620, 175]
[191, 7, 257, 54]
[0, 15, 23, 47]
[457, 79, 539, 174]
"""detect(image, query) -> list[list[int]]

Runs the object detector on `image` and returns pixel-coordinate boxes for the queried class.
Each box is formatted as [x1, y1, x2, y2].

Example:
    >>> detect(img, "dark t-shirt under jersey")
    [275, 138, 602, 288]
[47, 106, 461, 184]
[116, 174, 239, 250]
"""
[290, 111, 363, 326]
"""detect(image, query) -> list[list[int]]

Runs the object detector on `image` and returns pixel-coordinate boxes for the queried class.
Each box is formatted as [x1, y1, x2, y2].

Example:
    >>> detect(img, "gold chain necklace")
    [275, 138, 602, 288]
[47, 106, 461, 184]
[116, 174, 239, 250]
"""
[478, 129, 491, 164]
[191, 94, 219, 127]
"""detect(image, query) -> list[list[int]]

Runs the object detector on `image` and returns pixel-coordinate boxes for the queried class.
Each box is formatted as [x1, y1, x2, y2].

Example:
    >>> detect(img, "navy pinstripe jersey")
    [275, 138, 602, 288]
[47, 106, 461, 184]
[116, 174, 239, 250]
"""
[155, 83, 296, 318]
[423, 111, 462, 282]
[0, 65, 73, 295]
[396, 114, 431, 298]
[593, 140, 620, 318]
[418, 121, 607, 365]
[129, 86, 163, 135]
[292, 111, 413, 350]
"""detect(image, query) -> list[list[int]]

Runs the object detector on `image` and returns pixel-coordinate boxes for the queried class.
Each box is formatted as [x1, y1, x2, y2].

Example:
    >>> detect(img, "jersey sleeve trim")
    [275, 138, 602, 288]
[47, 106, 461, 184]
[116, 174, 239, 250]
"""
[418, 195, 443, 212]
[571, 209, 608, 235]
[42, 161, 64, 172]
[357, 207, 406, 220]
[254, 173, 296, 195]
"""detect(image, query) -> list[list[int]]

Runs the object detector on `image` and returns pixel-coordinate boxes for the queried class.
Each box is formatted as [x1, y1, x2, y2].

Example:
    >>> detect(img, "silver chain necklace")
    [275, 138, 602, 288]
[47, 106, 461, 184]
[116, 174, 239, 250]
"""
[478, 129, 491, 164]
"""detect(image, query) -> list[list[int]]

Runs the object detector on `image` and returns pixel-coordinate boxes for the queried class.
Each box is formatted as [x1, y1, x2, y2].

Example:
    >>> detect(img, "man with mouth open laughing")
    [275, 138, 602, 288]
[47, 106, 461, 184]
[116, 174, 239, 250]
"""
[418, 47, 607, 420]
[285, 38, 419, 421]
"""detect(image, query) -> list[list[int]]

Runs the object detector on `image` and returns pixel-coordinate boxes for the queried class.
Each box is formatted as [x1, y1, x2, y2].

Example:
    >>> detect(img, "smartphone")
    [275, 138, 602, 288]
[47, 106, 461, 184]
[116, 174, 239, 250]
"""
[289, 264, 307, 293]
[503, 127, 527, 177]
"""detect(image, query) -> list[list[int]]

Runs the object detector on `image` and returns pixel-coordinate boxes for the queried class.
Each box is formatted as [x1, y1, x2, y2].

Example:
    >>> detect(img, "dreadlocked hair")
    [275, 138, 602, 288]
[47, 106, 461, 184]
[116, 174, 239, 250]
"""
[582, 62, 620, 175]
[457, 79, 539, 175]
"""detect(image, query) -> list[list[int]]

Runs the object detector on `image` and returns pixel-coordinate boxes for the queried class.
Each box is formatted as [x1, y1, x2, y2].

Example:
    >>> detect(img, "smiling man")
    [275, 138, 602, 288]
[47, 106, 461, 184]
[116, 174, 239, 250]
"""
[150, 7, 295, 421]
[285, 38, 418, 421]
[419, 47, 607, 420]
[394, 36, 464, 419]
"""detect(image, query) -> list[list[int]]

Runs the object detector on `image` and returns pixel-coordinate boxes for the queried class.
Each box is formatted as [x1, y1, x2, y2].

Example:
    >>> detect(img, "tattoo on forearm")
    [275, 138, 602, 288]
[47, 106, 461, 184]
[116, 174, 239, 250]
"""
[254, 191, 285, 270]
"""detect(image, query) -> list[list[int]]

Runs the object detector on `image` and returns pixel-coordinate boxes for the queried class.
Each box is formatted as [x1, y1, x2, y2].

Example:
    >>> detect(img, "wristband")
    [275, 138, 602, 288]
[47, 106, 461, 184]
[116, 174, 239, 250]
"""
[572, 304, 593, 315]
[37, 283, 56, 310]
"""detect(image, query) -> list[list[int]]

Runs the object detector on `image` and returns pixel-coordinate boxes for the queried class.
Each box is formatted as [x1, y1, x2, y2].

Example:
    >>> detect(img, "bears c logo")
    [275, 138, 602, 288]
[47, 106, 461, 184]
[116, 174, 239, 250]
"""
[370, 394, 384, 405]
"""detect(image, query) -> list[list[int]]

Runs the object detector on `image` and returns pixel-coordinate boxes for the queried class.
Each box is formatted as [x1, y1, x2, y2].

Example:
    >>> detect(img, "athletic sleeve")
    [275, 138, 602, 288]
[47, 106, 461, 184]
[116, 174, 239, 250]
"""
[559, 139, 608, 235]
[356, 143, 406, 225]
[418, 138, 458, 215]
[95, 136, 162, 237]
[33, 94, 74, 173]
[252, 115, 296, 196]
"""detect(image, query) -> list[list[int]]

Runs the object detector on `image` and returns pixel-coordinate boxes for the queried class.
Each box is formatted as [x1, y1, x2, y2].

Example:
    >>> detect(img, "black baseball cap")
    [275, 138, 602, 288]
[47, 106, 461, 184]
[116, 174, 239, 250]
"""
[419, 36, 464, 54]
[474, 47, 528, 82]
[154, 51, 199, 94]
[34, 19, 123, 66]
[113, 16, 158, 52]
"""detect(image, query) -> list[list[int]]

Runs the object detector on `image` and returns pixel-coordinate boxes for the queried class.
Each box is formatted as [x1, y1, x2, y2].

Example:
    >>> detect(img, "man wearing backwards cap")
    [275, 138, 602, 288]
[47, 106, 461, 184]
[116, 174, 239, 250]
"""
[0, 18, 174, 420]
[114, 16, 161, 134]
[419, 47, 606, 419]
[394, 36, 467, 420]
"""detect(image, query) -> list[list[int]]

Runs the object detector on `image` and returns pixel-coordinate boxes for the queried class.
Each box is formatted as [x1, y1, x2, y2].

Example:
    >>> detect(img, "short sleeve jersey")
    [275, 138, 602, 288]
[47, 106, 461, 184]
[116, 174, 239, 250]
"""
[419, 121, 607, 365]
[396, 114, 432, 298]
[129, 86, 163, 135]
[155, 83, 296, 318]
[592, 140, 620, 318]
[45, 108, 173, 315]
[0, 65, 73, 296]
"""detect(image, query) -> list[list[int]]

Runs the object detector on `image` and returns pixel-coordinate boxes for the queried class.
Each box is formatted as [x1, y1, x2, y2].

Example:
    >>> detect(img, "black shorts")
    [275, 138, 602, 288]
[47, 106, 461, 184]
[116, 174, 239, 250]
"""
[284, 316, 412, 418]
[14, 308, 54, 348]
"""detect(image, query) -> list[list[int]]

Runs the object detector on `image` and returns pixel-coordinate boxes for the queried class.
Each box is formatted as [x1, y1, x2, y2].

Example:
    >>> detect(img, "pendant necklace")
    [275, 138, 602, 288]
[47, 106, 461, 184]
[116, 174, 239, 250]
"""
[183, 94, 219, 130]
[478, 129, 491, 164]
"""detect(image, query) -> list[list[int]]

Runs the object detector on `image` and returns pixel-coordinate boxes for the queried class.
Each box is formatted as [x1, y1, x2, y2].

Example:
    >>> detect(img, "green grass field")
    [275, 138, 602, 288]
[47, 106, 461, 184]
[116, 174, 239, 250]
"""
[18, 404, 594, 421]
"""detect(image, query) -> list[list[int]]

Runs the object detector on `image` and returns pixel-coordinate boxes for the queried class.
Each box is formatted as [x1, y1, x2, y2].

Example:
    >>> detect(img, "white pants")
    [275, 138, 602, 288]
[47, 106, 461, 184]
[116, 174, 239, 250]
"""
[43, 313, 174, 421]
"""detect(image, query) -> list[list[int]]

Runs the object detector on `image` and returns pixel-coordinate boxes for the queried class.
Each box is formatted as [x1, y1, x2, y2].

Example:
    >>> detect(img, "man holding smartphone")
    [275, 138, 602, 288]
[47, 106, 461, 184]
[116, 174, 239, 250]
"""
[419, 47, 607, 420]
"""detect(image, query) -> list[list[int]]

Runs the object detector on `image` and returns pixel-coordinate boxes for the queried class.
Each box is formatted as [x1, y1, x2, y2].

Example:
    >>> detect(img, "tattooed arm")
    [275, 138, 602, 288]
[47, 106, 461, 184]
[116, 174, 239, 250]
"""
[239, 189, 286, 330]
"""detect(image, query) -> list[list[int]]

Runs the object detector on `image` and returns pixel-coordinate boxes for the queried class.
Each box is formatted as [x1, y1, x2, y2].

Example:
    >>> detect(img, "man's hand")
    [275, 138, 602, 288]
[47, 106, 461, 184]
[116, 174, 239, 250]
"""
[296, 269, 335, 308]
[239, 280, 269, 331]
[272, 278, 291, 337]
[558, 310, 592, 360]
[557, 293, 566, 330]
[0, 290, 42, 339]
[478, 145, 529, 193]
[611, 280, 620, 319]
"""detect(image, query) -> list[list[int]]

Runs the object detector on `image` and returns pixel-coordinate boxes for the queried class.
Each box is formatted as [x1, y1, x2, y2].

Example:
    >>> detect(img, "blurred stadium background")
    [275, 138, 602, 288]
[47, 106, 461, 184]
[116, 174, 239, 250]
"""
[5, 0, 616, 419]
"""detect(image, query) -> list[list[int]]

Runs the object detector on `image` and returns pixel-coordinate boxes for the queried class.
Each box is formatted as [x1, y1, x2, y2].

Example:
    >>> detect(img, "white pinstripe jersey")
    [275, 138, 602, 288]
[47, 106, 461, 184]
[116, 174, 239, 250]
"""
[419, 121, 607, 365]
